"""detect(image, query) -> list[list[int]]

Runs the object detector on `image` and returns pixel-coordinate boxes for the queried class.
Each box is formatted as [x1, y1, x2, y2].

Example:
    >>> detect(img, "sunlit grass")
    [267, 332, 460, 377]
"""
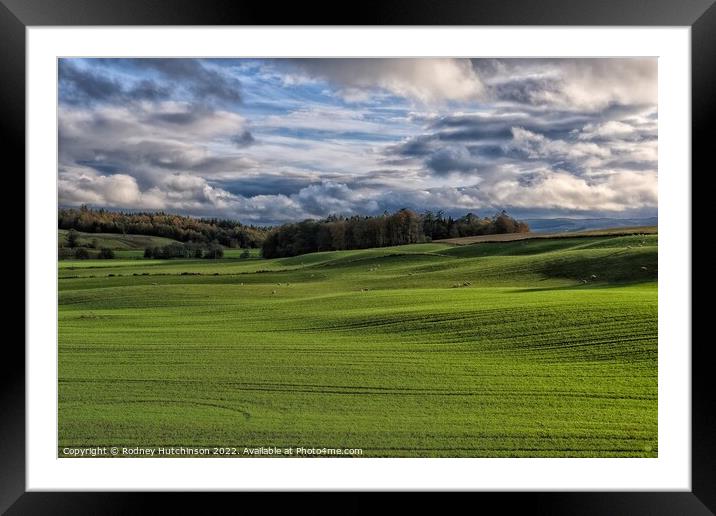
[58, 235, 657, 457]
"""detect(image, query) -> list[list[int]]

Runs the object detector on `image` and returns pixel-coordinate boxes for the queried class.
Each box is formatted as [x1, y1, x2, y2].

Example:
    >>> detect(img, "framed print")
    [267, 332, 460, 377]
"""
[5, 0, 712, 513]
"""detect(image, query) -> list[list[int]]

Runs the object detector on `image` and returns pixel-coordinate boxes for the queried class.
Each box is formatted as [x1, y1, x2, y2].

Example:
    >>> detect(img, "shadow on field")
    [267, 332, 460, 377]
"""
[536, 248, 657, 284]
[511, 280, 657, 294]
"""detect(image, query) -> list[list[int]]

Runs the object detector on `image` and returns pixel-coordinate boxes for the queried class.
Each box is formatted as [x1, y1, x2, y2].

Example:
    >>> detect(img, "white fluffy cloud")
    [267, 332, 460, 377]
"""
[287, 59, 485, 104]
[59, 166, 158, 207]
[556, 58, 657, 110]
[494, 169, 657, 211]
[578, 120, 638, 140]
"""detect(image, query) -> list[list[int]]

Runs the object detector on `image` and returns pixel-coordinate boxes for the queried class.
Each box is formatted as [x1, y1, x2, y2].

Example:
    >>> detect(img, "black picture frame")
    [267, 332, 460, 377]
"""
[4, 0, 711, 513]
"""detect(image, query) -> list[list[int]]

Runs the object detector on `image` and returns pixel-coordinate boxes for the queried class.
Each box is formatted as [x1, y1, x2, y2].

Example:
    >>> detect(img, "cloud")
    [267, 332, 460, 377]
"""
[374, 93, 657, 219]
[60, 58, 243, 106]
[58, 58, 658, 224]
[284, 59, 485, 103]
[387, 98, 656, 182]
[556, 59, 657, 110]
[426, 108, 601, 141]
[59, 102, 255, 186]
[117, 58, 243, 104]
[425, 147, 479, 175]
[231, 130, 255, 147]
[474, 58, 657, 110]
[260, 105, 408, 136]
[387, 135, 435, 157]
[59, 166, 252, 214]
[488, 169, 658, 212]
[59, 60, 170, 105]
[510, 127, 611, 164]
[577, 118, 656, 142]
[292, 181, 360, 216]
[214, 174, 313, 197]
[59, 166, 146, 206]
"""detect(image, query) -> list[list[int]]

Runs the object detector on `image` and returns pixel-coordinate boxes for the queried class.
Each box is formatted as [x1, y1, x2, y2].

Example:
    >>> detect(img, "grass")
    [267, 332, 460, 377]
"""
[58, 233, 657, 457]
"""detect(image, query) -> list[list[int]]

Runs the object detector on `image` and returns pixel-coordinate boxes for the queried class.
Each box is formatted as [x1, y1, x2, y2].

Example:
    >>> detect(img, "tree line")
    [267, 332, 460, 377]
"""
[59, 206, 529, 260]
[59, 206, 268, 248]
[422, 210, 530, 240]
[261, 209, 529, 258]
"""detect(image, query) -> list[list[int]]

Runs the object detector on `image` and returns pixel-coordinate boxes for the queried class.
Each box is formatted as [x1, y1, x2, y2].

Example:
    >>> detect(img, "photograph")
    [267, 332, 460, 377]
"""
[56, 57, 658, 459]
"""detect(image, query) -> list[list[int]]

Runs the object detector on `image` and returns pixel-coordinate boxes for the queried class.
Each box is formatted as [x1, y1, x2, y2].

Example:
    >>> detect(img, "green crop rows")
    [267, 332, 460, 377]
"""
[58, 234, 658, 457]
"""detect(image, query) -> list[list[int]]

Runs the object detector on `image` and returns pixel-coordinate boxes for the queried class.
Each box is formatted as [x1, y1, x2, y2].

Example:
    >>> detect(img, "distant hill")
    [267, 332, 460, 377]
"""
[437, 225, 657, 246]
[59, 206, 268, 248]
[524, 217, 658, 233]
[59, 229, 180, 250]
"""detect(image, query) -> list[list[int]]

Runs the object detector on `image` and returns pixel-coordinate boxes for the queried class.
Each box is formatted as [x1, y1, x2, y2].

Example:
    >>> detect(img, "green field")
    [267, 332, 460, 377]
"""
[58, 233, 658, 457]
[58, 230, 264, 260]
[59, 229, 181, 250]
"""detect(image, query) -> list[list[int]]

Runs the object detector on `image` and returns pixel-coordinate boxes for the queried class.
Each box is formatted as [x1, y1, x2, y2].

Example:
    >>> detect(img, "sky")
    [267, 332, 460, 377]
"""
[58, 58, 658, 226]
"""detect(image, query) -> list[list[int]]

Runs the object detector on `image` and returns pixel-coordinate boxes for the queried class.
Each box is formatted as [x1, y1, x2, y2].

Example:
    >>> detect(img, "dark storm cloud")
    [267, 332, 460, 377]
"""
[129, 80, 172, 101]
[59, 61, 120, 103]
[231, 130, 256, 148]
[213, 175, 311, 197]
[425, 147, 479, 175]
[120, 58, 243, 104]
[387, 135, 435, 157]
[75, 160, 123, 175]
[59, 60, 170, 105]
[467, 144, 511, 160]
[427, 109, 599, 141]
[60, 58, 243, 106]
[67, 141, 252, 176]
[490, 77, 561, 104]
[147, 109, 206, 125]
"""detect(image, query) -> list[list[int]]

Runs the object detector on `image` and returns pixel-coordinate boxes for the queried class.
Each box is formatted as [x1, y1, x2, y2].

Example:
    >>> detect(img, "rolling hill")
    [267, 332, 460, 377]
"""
[58, 232, 658, 458]
[59, 229, 181, 250]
